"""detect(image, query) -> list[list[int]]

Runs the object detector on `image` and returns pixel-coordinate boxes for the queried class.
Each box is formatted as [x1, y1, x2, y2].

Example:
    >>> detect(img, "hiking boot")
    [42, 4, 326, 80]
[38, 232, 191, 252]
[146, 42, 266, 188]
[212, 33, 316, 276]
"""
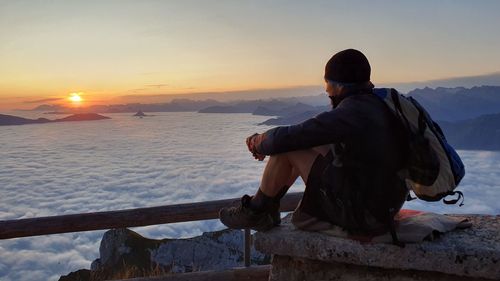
[219, 194, 281, 231]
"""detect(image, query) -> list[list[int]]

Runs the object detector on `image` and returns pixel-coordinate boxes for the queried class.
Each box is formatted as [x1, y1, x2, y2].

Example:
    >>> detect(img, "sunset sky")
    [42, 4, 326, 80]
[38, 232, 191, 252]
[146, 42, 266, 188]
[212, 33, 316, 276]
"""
[1, 0, 500, 110]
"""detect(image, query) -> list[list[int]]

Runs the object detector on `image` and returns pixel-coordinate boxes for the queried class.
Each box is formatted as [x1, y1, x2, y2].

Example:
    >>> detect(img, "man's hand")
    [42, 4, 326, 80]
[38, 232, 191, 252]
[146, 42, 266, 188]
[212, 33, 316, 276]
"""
[246, 133, 266, 161]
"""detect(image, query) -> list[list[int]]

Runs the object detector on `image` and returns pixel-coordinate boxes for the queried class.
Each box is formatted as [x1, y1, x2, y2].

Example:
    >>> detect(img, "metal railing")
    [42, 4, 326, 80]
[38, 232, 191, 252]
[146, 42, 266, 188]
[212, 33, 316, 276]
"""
[0, 192, 303, 269]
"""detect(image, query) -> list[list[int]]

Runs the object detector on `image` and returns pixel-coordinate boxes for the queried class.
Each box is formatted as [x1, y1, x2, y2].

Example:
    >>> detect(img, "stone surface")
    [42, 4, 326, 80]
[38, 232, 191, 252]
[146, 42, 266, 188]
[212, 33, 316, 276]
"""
[255, 214, 500, 280]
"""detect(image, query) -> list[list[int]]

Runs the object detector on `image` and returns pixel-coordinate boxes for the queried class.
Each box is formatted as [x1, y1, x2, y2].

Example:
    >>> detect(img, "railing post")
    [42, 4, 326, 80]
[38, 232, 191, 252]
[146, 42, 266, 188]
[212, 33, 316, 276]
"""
[244, 228, 251, 267]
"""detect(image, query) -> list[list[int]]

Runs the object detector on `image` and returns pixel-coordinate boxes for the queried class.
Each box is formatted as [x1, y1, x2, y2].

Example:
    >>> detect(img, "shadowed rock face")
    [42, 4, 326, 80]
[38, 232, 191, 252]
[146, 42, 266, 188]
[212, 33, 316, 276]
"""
[61, 228, 269, 281]
[0, 113, 110, 126]
[59, 269, 91, 281]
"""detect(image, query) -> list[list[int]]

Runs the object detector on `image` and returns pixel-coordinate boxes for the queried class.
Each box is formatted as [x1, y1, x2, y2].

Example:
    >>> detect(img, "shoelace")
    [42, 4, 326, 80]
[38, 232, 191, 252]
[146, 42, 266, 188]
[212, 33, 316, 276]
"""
[228, 195, 253, 216]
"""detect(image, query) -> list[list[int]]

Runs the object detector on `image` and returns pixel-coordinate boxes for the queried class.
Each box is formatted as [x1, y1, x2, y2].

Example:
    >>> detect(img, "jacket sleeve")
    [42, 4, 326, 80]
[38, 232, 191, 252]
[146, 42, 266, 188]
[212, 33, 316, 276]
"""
[256, 104, 363, 155]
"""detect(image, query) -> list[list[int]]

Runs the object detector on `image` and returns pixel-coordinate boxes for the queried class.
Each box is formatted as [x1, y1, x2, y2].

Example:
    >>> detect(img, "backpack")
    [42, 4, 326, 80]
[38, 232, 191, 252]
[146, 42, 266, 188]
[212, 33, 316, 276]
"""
[373, 88, 466, 205]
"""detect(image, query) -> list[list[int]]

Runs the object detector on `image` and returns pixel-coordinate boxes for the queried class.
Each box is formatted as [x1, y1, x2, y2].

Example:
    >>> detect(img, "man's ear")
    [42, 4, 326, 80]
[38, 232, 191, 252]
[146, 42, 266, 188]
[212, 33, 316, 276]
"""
[333, 84, 345, 96]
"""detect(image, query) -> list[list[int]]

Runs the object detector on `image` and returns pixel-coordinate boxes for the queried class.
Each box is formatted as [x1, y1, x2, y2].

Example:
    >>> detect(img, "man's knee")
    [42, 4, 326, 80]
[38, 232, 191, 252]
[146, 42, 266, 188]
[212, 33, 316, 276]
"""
[285, 145, 330, 162]
[277, 145, 330, 182]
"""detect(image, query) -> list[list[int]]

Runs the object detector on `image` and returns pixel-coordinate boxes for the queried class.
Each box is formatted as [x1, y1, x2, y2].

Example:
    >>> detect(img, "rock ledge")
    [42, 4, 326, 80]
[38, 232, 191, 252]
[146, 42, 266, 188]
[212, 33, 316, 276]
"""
[255, 214, 500, 280]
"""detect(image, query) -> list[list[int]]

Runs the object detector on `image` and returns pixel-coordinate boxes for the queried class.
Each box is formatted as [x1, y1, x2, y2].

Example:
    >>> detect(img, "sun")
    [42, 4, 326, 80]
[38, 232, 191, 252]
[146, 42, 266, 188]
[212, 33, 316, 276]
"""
[68, 93, 83, 104]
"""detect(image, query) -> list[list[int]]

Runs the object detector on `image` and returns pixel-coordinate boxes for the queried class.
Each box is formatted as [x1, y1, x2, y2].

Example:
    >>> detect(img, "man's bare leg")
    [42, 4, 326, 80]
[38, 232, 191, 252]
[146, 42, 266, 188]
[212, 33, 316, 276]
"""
[249, 145, 330, 212]
[257, 145, 330, 197]
[219, 145, 330, 231]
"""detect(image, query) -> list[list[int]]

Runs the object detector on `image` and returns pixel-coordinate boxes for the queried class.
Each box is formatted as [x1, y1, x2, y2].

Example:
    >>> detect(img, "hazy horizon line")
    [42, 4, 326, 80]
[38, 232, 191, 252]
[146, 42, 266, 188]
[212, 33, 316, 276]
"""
[4, 71, 500, 111]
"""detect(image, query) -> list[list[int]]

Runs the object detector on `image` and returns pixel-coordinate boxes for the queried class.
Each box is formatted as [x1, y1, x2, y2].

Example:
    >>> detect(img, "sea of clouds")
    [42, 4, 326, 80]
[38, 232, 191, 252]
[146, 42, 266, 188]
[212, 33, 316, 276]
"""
[0, 112, 499, 281]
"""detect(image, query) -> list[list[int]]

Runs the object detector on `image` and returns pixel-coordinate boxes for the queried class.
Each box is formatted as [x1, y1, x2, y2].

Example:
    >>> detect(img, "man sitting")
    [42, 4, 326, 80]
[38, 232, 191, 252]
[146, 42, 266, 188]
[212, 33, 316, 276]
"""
[219, 49, 409, 236]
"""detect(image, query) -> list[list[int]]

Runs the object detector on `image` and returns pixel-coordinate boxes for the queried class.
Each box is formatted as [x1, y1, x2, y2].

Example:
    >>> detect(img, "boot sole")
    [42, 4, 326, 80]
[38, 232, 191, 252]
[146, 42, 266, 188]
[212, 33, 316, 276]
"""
[251, 214, 281, 232]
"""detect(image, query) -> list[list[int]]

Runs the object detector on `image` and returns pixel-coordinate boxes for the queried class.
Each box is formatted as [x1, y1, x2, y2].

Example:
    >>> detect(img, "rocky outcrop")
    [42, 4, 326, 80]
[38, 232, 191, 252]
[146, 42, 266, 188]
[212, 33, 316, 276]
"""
[60, 228, 269, 281]
[59, 269, 91, 281]
[133, 110, 147, 117]
[0, 113, 110, 126]
[0, 114, 50, 125]
[53, 113, 110, 122]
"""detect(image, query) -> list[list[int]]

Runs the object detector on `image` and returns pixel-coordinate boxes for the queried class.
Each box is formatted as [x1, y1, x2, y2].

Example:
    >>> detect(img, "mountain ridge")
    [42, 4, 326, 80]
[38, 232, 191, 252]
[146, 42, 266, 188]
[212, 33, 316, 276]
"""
[0, 113, 110, 126]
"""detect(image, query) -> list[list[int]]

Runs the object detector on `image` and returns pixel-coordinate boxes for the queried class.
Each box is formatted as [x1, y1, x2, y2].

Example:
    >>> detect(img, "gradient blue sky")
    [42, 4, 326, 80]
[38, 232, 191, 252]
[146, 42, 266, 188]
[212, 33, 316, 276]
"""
[1, 0, 499, 109]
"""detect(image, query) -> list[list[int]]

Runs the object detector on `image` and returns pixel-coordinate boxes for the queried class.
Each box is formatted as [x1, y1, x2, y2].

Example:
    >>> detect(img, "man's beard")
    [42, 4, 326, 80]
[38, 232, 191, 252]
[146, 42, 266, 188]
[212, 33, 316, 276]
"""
[330, 95, 342, 108]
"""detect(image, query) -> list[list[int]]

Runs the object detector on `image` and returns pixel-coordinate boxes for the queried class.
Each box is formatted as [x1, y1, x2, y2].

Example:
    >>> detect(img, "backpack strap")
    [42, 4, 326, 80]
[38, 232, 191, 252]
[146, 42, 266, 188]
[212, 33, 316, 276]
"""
[390, 89, 412, 132]
[443, 191, 465, 206]
[391, 89, 428, 136]
[417, 109, 427, 135]
[388, 208, 405, 248]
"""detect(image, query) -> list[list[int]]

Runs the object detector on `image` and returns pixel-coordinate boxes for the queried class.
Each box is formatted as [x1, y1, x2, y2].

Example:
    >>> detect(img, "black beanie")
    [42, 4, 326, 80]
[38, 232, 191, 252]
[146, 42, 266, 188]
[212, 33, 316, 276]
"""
[324, 49, 371, 83]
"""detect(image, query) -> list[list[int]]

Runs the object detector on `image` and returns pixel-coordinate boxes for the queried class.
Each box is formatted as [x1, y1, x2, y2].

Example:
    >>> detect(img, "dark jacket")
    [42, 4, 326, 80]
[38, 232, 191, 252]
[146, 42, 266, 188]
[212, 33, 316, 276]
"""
[254, 88, 409, 230]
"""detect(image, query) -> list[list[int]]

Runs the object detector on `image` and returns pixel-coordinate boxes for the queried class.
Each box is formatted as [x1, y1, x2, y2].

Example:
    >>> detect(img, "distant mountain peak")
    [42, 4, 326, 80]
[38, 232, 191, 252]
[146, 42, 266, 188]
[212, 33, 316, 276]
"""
[0, 113, 110, 126]
[31, 104, 63, 111]
[407, 86, 500, 121]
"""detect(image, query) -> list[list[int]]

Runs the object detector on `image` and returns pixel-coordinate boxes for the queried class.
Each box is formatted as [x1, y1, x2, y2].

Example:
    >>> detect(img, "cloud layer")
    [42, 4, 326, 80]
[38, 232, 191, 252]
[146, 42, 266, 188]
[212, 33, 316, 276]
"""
[0, 112, 498, 280]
